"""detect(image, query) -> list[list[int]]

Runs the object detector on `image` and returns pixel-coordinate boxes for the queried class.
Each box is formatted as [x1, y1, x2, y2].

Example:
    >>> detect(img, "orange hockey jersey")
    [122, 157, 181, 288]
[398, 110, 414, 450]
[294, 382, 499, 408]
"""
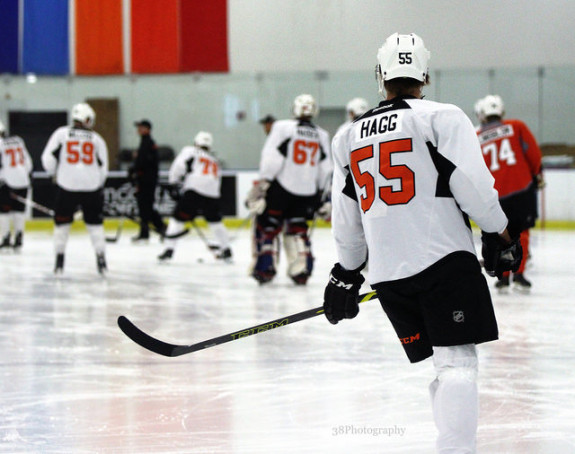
[477, 119, 542, 199]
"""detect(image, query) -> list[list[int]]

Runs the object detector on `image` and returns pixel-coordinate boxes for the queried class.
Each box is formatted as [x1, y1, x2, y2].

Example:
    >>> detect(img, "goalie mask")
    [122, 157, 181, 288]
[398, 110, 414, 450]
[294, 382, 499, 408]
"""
[293, 94, 318, 118]
[71, 103, 96, 128]
[194, 131, 213, 149]
[376, 33, 430, 96]
[481, 95, 505, 118]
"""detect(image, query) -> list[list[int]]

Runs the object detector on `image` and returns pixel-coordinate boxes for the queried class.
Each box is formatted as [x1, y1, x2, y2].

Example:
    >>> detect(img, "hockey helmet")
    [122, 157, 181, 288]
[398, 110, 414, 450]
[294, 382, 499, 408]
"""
[481, 95, 505, 118]
[194, 131, 213, 149]
[376, 33, 430, 95]
[346, 97, 369, 118]
[293, 94, 318, 118]
[71, 103, 96, 128]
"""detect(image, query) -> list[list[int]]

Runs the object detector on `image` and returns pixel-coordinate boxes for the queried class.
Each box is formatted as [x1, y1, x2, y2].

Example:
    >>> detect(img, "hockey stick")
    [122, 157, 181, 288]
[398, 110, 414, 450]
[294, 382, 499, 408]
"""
[105, 218, 124, 243]
[10, 192, 54, 216]
[117, 291, 378, 357]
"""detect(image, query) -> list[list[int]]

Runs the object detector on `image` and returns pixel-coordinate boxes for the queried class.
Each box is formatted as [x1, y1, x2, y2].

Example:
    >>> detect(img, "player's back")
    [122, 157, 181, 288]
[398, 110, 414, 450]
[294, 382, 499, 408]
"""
[333, 97, 503, 282]
[42, 126, 107, 192]
[178, 146, 221, 198]
[0, 135, 32, 188]
[477, 119, 536, 198]
[260, 119, 331, 196]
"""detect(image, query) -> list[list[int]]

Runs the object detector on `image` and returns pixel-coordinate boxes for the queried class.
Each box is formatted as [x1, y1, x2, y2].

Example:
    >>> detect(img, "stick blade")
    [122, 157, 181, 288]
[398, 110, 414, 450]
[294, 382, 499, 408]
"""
[117, 316, 181, 357]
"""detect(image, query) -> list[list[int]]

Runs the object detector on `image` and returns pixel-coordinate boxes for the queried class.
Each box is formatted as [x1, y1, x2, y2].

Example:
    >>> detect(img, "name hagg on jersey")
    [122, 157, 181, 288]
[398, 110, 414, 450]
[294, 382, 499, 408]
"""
[355, 112, 403, 141]
[478, 124, 513, 144]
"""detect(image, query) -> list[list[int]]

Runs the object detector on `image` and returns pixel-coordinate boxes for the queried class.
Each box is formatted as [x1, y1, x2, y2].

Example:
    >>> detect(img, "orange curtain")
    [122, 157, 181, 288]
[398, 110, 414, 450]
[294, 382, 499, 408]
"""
[75, 0, 124, 75]
[180, 0, 228, 72]
[131, 0, 180, 73]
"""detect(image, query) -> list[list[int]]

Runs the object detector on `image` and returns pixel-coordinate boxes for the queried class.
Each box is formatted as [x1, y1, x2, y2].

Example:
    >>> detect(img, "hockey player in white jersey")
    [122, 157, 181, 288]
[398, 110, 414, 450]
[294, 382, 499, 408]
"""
[323, 33, 522, 453]
[41, 103, 109, 275]
[158, 131, 232, 262]
[0, 120, 33, 249]
[246, 94, 332, 285]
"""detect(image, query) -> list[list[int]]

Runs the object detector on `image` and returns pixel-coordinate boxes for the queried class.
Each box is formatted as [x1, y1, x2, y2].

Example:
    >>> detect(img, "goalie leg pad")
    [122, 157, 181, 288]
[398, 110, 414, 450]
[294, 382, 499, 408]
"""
[284, 220, 314, 285]
[250, 219, 281, 283]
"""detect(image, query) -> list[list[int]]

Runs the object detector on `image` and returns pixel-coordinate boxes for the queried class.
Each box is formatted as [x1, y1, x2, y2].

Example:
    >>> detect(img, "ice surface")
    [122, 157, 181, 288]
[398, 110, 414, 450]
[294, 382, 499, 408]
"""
[0, 226, 574, 453]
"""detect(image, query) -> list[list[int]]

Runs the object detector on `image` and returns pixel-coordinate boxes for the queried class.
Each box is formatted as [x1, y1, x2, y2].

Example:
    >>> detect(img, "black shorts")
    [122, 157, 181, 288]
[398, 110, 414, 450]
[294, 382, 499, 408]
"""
[54, 187, 104, 225]
[0, 186, 28, 213]
[263, 180, 317, 223]
[500, 182, 538, 234]
[372, 251, 498, 363]
[173, 190, 222, 223]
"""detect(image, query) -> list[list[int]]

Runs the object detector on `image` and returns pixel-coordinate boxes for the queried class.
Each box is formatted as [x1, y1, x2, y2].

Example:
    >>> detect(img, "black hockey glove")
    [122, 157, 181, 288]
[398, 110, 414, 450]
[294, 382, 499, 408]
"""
[323, 263, 365, 325]
[481, 232, 522, 279]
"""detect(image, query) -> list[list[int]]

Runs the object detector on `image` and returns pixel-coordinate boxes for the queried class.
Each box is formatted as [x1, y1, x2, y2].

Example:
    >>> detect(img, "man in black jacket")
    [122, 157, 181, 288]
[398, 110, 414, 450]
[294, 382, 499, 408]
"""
[130, 119, 166, 241]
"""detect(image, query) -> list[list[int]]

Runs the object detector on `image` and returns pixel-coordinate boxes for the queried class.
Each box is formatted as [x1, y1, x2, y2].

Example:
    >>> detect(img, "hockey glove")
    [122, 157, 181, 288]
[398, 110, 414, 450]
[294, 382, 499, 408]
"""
[481, 232, 523, 278]
[245, 180, 270, 215]
[323, 263, 365, 325]
[316, 201, 332, 221]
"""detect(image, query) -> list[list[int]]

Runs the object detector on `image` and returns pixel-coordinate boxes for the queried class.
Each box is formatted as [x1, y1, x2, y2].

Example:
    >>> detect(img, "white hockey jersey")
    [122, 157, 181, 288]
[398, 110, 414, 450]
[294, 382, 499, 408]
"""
[0, 136, 33, 189]
[331, 97, 508, 284]
[169, 146, 221, 198]
[41, 126, 108, 192]
[259, 119, 332, 196]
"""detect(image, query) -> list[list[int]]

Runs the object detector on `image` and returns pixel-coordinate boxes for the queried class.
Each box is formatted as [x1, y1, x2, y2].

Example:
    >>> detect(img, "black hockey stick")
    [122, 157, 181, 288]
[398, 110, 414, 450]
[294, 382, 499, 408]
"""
[118, 290, 379, 357]
[105, 218, 124, 243]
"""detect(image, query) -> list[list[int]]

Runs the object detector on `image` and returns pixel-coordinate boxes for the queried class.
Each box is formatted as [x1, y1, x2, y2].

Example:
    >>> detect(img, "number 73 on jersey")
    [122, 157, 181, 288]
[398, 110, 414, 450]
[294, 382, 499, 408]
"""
[350, 138, 415, 213]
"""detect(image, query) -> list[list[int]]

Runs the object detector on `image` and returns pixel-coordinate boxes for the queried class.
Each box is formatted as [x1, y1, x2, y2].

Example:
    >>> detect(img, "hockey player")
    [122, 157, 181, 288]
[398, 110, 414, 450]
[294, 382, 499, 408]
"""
[246, 94, 332, 285]
[158, 131, 232, 262]
[0, 120, 33, 249]
[335, 97, 369, 136]
[476, 95, 544, 292]
[323, 33, 521, 453]
[41, 103, 109, 275]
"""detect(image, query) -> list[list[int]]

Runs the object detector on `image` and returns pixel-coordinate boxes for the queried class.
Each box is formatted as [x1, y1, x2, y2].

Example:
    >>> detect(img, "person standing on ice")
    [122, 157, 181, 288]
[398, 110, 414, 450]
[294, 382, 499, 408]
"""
[0, 119, 33, 250]
[158, 131, 232, 262]
[322, 33, 522, 453]
[245, 94, 332, 285]
[41, 103, 109, 275]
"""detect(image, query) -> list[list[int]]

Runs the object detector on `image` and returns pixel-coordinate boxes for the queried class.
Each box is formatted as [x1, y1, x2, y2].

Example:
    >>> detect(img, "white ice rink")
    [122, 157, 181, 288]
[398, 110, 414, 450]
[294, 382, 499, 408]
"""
[1, 225, 574, 454]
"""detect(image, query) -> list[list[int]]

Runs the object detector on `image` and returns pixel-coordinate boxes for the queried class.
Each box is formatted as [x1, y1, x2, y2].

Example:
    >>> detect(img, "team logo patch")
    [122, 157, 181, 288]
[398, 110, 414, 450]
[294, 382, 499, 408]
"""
[453, 311, 465, 323]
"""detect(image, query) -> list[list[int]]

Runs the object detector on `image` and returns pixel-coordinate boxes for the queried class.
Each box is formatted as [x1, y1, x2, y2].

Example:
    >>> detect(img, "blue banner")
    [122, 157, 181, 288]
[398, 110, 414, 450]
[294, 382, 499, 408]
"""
[0, 0, 20, 73]
[22, 0, 69, 74]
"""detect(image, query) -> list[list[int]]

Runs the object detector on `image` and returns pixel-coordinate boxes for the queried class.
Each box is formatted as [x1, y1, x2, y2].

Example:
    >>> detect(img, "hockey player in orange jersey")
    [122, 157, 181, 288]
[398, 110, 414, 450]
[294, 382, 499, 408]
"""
[476, 95, 544, 291]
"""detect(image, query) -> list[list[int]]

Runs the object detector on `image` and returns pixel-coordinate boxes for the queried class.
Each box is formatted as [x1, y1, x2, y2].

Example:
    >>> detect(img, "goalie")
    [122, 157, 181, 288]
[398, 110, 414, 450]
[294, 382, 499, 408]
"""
[246, 94, 332, 285]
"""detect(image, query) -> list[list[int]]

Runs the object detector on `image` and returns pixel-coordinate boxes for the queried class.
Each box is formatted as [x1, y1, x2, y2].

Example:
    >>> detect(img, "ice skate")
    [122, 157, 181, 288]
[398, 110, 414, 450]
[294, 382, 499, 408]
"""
[54, 253, 65, 275]
[513, 273, 531, 293]
[96, 253, 107, 275]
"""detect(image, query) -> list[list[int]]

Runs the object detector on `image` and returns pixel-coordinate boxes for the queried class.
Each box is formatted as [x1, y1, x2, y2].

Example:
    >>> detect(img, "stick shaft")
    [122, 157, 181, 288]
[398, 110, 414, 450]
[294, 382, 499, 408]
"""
[118, 291, 378, 357]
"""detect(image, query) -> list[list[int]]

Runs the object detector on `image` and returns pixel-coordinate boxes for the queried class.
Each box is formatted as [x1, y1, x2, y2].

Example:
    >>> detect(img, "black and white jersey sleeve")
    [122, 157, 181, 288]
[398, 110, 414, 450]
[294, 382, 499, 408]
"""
[331, 97, 508, 283]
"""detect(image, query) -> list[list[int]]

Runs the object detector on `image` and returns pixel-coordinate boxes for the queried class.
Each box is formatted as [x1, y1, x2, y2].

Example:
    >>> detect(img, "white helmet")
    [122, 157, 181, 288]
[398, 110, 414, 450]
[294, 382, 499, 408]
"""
[481, 95, 504, 118]
[293, 94, 318, 118]
[194, 131, 213, 149]
[474, 98, 486, 122]
[0, 120, 5, 135]
[346, 97, 369, 118]
[376, 33, 430, 95]
[71, 103, 96, 128]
